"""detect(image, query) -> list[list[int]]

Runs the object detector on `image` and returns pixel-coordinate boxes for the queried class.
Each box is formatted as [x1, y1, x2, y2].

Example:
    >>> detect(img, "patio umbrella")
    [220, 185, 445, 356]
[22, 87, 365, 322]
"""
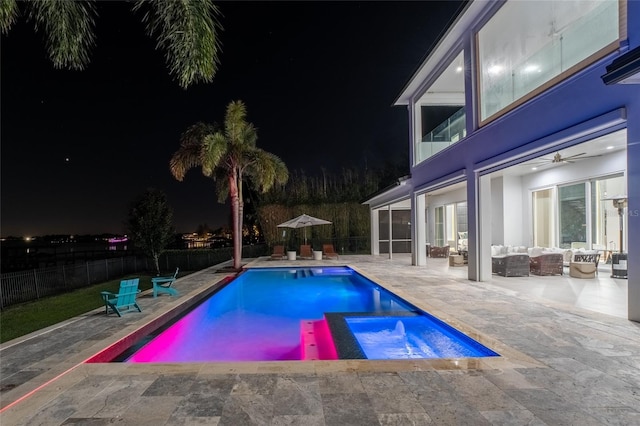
[277, 214, 332, 244]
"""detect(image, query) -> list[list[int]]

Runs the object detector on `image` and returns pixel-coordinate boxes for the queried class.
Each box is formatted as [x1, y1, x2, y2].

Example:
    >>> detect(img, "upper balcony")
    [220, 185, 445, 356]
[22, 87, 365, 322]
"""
[417, 107, 466, 164]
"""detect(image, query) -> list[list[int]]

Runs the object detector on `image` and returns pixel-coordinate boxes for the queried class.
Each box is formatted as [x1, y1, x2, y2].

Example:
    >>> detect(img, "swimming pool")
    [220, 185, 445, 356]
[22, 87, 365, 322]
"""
[114, 266, 498, 362]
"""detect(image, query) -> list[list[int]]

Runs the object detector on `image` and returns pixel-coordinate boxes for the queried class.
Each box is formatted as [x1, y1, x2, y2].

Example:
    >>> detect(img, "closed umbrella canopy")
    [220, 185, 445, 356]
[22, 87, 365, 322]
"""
[277, 214, 332, 244]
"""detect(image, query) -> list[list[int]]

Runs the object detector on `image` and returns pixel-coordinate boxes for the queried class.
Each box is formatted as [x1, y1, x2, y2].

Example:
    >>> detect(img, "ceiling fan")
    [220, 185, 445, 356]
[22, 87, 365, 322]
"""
[530, 151, 602, 166]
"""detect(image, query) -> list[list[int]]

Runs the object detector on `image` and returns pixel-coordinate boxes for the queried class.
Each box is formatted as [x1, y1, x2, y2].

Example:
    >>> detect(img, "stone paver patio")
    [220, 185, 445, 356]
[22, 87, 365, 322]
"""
[1, 254, 639, 425]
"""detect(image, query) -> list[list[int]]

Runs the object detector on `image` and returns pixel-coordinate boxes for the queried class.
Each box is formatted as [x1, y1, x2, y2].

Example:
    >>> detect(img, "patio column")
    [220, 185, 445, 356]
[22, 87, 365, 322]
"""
[471, 172, 493, 281]
[413, 193, 427, 266]
[627, 102, 640, 322]
[388, 204, 393, 259]
[371, 209, 380, 256]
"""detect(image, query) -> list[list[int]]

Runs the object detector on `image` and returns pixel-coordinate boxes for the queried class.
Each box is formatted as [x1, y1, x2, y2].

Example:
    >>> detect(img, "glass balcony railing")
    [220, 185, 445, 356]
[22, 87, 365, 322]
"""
[417, 108, 466, 163]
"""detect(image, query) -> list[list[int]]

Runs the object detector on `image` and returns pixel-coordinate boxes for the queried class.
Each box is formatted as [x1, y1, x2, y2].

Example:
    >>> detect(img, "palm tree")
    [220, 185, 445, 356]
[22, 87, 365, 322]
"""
[170, 100, 289, 270]
[0, 0, 221, 89]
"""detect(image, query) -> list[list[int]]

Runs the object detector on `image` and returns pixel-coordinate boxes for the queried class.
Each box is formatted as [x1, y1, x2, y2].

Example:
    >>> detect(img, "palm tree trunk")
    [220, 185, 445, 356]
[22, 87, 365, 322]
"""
[237, 172, 245, 259]
[229, 172, 242, 270]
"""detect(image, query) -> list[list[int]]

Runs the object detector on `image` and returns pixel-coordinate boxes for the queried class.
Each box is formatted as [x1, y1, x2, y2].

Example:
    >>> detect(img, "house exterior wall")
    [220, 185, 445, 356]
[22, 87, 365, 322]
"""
[393, 0, 640, 320]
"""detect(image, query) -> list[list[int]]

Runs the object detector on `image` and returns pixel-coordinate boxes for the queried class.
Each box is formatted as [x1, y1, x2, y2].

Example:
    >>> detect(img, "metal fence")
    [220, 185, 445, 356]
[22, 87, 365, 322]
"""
[0, 244, 270, 310]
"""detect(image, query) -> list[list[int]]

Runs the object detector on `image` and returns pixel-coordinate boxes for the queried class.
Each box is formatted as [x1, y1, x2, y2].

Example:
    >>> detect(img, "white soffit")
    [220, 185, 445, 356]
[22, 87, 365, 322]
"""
[394, 0, 488, 106]
[363, 182, 412, 210]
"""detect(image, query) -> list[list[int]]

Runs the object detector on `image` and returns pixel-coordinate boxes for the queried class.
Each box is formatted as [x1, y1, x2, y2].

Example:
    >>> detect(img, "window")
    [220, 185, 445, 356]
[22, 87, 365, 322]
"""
[415, 51, 466, 165]
[478, 0, 620, 122]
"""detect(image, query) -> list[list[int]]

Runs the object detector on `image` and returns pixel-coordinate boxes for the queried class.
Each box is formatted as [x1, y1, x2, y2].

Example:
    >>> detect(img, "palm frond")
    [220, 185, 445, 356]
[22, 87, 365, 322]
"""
[246, 150, 289, 192]
[27, 0, 97, 70]
[169, 142, 201, 181]
[169, 122, 214, 181]
[240, 122, 258, 148]
[0, 0, 19, 34]
[224, 100, 248, 144]
[133, 0, 222, 89]
[201, 132, 228, 177]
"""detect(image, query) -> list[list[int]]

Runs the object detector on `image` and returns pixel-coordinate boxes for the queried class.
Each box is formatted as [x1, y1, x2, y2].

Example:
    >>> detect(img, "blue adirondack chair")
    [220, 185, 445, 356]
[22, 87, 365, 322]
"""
[101, 278, 142, 317]
[152, 267, 179, 298]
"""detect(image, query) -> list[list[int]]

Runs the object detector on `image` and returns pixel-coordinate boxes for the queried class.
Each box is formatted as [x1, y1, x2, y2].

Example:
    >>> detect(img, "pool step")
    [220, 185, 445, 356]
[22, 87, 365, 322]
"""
[295, 269, 315, 279]
[300, 318, 338, 360]
[301, 320, 320, 360]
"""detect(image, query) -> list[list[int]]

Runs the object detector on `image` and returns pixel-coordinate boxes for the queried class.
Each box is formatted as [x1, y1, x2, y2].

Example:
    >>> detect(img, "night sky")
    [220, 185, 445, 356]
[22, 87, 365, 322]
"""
[1, 1, 464, 237]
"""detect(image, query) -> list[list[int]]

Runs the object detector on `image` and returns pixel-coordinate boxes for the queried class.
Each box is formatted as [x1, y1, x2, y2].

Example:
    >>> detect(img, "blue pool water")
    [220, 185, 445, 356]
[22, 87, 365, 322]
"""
[122, 266, 498, 362]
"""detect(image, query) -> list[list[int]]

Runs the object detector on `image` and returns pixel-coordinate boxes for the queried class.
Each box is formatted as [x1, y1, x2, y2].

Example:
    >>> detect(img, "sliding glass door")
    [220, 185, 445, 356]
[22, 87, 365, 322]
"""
[559, 183, 587, 249]
[532, 188, 553, 247]
[591, 174, 626, 251]
[532, 174, 625, 251]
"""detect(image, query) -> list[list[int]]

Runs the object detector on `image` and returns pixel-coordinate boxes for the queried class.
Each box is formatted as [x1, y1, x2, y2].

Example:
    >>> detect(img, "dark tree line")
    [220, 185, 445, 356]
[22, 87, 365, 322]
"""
[258, 162, 408, 206]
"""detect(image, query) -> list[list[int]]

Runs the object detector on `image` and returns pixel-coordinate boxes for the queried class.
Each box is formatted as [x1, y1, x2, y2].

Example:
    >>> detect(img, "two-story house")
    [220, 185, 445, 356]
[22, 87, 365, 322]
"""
[364, 0, 639, 320]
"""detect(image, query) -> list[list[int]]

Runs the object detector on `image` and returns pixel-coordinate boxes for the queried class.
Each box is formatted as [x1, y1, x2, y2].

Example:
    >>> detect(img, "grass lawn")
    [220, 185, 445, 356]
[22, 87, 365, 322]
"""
[0, 274, 157, 344]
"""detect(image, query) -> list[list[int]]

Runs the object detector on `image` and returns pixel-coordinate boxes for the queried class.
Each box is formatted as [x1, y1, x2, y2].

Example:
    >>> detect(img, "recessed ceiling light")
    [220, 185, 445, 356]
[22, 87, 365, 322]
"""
[532, 167, 538, 170]
[456, 66, 463, 73]
[488, 65, 503, 75]
[606, 145, 614, 149]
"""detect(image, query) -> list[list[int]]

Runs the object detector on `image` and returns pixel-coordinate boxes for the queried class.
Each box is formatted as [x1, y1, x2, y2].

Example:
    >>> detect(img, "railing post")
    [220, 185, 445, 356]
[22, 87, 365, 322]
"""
[62, 264, 67, 289]
[105, 258, 109, 280]
[86, 262, 90, 285]
[33, 269, 40, 299]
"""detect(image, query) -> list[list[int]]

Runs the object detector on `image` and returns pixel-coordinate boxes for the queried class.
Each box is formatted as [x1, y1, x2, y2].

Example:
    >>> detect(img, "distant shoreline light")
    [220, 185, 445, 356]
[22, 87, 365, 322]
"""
[107, 237, 129, 244]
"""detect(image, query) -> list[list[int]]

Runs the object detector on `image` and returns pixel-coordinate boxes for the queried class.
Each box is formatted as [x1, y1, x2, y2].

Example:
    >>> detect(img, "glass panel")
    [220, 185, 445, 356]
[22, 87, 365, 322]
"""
[419, 107, 466, 161]
[456, 202, 468, 252]
[379, 210, 389, 240]
[379, 241, 390, 254]
[391, 210, 412, 241]
[558, 183, 586, 249]
[592, 175, 626, 251]
[415, 51, 465, 165]
[478, 0, 619, 121]
[456, 202, 468, 233]
[532, 189, 553, 247]
[435, 206, 445, 246]
[391, 241, 412, 253]
[446, 204, 456, 244]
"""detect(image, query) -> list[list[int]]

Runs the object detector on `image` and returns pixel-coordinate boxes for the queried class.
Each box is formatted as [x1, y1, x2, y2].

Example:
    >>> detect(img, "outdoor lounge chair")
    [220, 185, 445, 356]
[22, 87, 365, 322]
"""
[299, 245, 313, 259]
[271, 245, 286, 260]
[323, 244, 339, 259]
[152, 267, 179, 298]
[101, 278, 142, 317]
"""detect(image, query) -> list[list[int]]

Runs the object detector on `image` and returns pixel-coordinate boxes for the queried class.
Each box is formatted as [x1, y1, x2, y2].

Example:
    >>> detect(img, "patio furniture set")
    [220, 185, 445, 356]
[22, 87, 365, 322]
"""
[490, 245, 602, 278]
